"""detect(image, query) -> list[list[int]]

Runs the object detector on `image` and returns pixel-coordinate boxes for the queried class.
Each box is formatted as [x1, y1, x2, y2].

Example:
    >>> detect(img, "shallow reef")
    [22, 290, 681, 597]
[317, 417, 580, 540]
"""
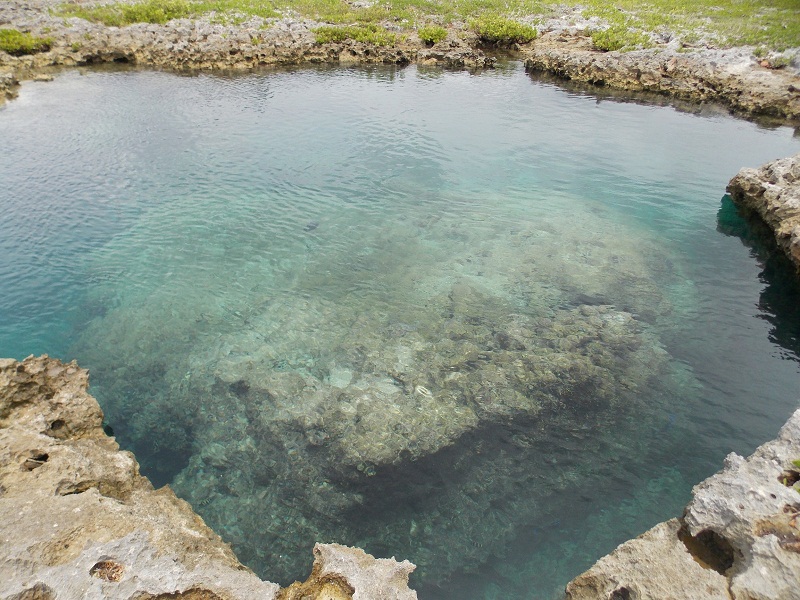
[69, 192, 699, 585]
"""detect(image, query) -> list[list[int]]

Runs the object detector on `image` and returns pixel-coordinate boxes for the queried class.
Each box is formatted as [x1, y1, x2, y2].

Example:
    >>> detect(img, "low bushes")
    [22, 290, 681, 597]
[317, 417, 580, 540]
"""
[0, 29, 52, 55]
[314, 24, 397, 46]
[470, 15, 537, 45]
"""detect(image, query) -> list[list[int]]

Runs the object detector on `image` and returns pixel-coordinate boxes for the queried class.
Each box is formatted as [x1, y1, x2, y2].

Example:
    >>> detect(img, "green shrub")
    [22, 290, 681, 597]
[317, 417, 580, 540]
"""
[591, 25, 652, 52]
[314, 24, 397, 46]
[0, 29, 52, 56]
[122, 0, 191, 24]
[470, 15, 537, 45]
[418, 24, 447, 45]
[57, 0, 191, 26]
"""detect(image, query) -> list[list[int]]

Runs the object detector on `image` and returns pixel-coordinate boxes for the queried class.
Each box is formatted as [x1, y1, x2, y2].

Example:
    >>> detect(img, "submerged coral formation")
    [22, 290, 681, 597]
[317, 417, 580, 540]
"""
[69, 190, 697, 585]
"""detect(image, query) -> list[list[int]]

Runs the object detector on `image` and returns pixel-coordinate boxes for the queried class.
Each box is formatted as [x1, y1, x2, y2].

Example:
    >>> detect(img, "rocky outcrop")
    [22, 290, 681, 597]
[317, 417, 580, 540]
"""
[0, 69, 17, 101]
[565, 408, 800, 599]
[0, 355, 418, 600]
[727, 153, 800, 273]
[279, 544, 417, 600]
[524, 33, 800, 121]
[2, 0, 799, 120]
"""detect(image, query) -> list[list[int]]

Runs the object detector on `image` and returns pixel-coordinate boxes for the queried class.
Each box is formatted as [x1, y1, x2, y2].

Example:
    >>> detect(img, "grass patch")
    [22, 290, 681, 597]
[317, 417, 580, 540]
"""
[578, 0, 800, 51]
[418, 24, 447, 45]
[470, 15, 537, 45]
[314, 24, 397, 45]
[54, 0, 800, 51]
[591, 24, 652, 52]
[0, 29, 53, 55]
[58, 0, 192, 26]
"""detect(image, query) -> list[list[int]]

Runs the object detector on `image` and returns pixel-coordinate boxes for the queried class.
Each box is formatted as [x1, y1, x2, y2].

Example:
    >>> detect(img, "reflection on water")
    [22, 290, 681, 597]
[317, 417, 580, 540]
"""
[1, 63, 799, 599]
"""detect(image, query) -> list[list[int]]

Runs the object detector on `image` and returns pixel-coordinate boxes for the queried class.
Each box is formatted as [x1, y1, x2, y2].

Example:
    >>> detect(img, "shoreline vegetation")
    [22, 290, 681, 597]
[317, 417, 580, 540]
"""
[0, 0, 798, 122]
[46, 0, 800, 53]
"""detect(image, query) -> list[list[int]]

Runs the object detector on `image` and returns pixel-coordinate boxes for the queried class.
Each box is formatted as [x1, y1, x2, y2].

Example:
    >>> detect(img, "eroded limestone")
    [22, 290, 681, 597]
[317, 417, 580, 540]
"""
[0, 355, 419, 600]
[727, 153, 800, 273]
[565, 408, 800, 600]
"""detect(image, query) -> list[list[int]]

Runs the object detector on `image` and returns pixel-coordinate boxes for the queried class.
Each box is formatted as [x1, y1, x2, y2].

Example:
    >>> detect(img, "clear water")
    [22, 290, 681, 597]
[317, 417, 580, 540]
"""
[1, 62, 799, 598]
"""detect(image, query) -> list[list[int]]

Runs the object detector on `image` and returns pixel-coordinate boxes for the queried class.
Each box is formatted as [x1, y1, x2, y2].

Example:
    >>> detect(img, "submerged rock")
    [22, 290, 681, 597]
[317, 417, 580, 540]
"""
[727, 153, 800, 274]
[0, 355, 419, 600]
[565, 408, 800, 600]
[164, 283, 678, 582]
[67, 198, 692, 584]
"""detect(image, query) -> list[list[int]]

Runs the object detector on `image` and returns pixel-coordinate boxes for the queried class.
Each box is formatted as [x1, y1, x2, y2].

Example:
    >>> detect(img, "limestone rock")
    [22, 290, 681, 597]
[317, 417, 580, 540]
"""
[565, 408, 800, 599]
[279, 543, 417, 600]
[0, 355, 279, 600]
[727, 153, 800, 273]
[683, 410, 800, 600]
[0, 355, 420, 600]
[523, 33, 800, 120]
[565, 519, 729, 600]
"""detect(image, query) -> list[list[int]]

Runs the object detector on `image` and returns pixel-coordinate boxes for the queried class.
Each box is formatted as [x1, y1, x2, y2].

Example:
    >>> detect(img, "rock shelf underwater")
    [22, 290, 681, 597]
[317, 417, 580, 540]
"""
[69, 175, 696, 586]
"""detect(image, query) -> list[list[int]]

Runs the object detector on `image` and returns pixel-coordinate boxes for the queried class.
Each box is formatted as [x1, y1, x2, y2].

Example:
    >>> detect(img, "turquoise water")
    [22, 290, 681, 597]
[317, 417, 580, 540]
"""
[1, 62, 800, 598]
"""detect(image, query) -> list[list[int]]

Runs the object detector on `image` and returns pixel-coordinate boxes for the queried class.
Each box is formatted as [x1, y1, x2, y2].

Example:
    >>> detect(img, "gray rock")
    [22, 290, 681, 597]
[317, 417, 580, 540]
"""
[727, 153, 800, 273]
[0, 355, 419, 600]
[565, 408, 800, 599]
[281, 543, 417, 600]
[523, 32, 800, 120]
[565, 519, 729, 600]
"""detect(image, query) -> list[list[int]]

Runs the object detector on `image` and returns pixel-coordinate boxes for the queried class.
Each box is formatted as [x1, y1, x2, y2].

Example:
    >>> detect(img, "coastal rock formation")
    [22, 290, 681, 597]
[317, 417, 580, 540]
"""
[727, 153, 800, 273]
[565, 408, 800, 600]
[1, 0, 799, 120]
[524, 33, 800, 120]
[279, 543, 417, 600]
[0, 355, 418, 600]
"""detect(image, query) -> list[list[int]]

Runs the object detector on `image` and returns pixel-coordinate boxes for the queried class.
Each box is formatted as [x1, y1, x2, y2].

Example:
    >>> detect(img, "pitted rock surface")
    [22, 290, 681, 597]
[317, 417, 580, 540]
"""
[0, 355, 419, 600]
[565, 408, 800, 600]
[727, 153, 800, 273]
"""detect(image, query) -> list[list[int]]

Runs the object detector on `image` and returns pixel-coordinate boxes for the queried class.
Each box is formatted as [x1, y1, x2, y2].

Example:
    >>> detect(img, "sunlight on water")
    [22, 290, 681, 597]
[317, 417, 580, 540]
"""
[1, 62, 799, 599]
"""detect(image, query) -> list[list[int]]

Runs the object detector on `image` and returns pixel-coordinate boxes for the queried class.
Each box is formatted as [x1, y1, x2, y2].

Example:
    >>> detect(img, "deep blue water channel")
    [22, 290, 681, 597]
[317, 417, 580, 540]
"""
[1, 62, 800, 598]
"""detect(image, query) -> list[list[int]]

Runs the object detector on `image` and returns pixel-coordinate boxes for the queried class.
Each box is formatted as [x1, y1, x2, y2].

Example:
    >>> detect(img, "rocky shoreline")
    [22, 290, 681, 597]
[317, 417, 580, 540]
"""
[565, 408, 800, 600]
[0, 355, 418, 600]
[4, 355, 800, 599]
[523, 34, 800, 121]
[728, 153, 800, 274]
[1, 1, 799, 122]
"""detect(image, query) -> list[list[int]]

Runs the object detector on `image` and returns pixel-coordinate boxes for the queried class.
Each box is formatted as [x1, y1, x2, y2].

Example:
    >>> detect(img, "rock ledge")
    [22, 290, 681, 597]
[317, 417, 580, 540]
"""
[727, 153, 800, 273]
[0, 355, 418, 600]
[565, 408, 800, 600]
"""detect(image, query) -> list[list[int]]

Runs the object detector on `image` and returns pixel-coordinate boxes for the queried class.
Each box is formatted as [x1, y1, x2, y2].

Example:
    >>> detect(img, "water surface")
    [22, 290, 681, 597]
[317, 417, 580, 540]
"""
[1, 62, 799, 599]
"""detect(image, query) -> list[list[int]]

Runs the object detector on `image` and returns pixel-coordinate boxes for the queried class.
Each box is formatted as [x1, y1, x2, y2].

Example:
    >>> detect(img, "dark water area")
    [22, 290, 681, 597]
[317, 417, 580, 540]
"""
[1, 62, 799, 599]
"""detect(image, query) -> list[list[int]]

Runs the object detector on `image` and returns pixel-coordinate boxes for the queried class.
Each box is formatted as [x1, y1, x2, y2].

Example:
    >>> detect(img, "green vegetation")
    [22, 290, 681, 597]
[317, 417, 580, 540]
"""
[578, 0, 799, 51]
[57, 0, 191, 26]
[314, 24, 397, 45]
[470, 15, 537, 45]
[591, 24, 652, 52]
[57, 0, 276, 27]
[418, 24, 447, 45]
[0, 29, 52, 56]
[53, 0, 800, 51]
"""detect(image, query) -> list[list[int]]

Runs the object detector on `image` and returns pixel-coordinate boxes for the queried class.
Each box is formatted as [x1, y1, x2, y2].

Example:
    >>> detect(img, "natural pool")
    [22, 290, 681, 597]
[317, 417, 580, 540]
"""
[1, 61, 799, 599]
